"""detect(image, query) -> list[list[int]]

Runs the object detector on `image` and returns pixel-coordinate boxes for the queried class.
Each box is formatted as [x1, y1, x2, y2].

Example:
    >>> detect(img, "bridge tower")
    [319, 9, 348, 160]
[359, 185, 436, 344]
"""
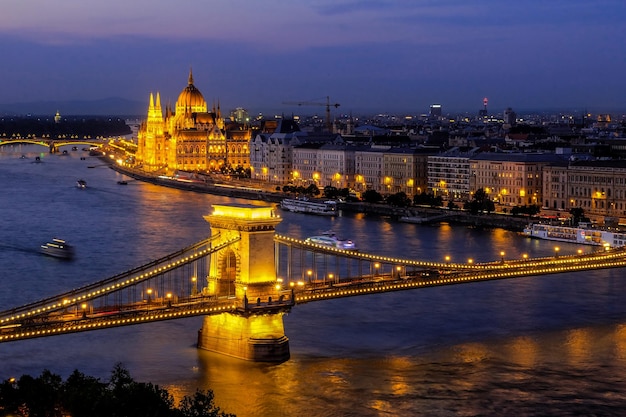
[197, 203, 290, 362]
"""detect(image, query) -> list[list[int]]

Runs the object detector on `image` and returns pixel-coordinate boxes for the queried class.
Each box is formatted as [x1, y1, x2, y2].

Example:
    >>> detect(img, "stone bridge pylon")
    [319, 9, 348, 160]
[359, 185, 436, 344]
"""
[197, 203, 289, 362]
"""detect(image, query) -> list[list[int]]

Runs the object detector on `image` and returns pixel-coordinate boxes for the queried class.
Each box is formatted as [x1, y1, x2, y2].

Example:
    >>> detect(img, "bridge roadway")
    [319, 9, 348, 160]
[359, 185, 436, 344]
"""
[1, 237, 625, 343]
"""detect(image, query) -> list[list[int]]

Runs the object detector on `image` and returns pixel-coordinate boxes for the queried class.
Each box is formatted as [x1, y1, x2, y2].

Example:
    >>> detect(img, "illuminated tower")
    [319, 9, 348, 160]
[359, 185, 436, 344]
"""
[478, 97, 488, 118]
[197, 204, 289, 362]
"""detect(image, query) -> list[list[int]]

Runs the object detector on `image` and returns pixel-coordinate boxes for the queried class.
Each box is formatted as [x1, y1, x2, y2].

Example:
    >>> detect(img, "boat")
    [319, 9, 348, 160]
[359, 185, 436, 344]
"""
[117, 180, 128, 185]
[305, 232, 357, 250]
[522, 222, 626, 247]
[280, 197, 337, 216]
[76, 179, 87, 189]
[40, 238, 75, 260]
[71, 146, 78, 151]
[398, 215, 426, 224]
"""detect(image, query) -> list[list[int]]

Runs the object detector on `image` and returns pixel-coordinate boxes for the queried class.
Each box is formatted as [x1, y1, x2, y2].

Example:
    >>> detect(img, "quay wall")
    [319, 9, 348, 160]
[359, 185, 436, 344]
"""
[105, 160, 529, 232]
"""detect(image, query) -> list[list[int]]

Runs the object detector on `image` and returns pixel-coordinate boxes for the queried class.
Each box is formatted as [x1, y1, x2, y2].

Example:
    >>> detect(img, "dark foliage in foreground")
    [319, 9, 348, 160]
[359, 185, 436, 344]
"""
[0, 363, 235, 417]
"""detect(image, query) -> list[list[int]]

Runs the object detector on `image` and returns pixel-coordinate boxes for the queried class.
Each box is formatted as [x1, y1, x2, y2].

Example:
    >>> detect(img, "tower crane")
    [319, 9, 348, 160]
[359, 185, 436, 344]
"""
[282, 96, 340, 132]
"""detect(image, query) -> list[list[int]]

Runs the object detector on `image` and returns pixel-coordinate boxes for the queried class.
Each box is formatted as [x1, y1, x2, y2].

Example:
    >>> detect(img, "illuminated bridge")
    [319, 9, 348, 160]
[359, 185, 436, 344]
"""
[2, 203, 625, 362]
[0, 138, 103, 153]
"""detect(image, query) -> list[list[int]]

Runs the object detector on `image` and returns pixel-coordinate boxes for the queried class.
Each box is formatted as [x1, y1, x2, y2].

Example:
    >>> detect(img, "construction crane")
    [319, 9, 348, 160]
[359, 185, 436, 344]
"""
[282, 96, 340, 132]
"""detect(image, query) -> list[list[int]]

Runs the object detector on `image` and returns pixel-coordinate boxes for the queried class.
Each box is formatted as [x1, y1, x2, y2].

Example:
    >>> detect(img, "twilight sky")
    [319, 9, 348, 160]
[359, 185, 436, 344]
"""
[1, 0, 625, 116]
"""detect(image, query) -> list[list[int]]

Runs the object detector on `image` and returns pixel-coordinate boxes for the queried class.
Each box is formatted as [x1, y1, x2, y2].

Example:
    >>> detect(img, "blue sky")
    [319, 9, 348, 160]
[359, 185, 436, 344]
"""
[1, 0, 625, 115]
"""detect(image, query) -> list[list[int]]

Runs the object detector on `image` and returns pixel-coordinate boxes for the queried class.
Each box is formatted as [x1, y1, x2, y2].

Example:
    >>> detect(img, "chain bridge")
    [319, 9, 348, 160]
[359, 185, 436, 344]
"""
[2, 204, 625, 362]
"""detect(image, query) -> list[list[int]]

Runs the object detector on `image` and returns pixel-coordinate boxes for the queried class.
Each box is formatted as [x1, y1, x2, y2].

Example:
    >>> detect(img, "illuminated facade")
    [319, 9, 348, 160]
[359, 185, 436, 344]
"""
[136, 69, 251, 174]
[428, 152, 472, 200]
[469, 153, 562, 206]
[543, 160, 626, 221]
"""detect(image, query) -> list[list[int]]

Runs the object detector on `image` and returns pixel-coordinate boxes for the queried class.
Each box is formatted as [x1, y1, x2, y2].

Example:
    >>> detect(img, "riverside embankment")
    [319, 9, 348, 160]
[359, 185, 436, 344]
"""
[105, 160, 529, 232]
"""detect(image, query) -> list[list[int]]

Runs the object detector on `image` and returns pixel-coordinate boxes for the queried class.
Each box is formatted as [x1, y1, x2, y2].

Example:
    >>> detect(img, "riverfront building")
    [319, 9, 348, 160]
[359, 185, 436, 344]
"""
[470, 153, 565, 206]
[136, 69, 251, 174]
[542, 160, 626, 222]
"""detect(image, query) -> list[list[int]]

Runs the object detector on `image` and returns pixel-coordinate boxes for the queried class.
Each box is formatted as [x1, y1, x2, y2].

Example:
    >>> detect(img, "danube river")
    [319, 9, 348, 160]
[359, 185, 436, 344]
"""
[2, 145, 626, 416]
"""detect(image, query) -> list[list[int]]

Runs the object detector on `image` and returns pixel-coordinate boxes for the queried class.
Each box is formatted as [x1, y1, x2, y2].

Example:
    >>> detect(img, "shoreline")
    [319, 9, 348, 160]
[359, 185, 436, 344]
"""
[103, 158, 529, 232]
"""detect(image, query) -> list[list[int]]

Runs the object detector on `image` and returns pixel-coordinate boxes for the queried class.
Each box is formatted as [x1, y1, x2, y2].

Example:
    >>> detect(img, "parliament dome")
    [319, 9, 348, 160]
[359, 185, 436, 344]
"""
[176, 69, 207, 113]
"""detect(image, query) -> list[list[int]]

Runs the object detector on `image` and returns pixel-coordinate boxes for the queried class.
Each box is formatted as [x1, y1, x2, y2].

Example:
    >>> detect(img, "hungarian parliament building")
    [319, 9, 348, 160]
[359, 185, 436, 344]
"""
[135, 69, 250, 173]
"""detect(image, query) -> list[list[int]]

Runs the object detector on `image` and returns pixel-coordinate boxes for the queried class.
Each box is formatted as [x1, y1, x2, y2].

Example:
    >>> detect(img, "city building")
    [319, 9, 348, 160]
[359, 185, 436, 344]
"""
[136, 69, 252, 174]
[470, 153, 564, 206]
[543, 160, 626, 221]
[428, 150, 474, 200]
[250, 118, 306, 184]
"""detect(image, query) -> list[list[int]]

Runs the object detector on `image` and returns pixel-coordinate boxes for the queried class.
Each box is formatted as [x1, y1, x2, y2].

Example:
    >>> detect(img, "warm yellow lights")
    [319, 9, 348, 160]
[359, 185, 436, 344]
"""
[210, 204, 275, 220]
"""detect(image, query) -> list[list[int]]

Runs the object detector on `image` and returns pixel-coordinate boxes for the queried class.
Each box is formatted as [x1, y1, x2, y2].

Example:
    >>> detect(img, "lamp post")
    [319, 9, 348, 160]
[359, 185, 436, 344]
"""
[554, 247, 560, 258]
[500, 251, 505, 263]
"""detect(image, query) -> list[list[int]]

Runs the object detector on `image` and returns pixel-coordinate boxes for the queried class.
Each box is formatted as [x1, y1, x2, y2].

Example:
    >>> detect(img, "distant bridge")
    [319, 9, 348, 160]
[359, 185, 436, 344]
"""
[0, 138, 104, 153]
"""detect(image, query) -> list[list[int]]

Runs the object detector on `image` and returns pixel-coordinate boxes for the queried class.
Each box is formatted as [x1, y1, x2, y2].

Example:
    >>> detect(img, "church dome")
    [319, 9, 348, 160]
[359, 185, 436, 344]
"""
[176, 69, 207, 113]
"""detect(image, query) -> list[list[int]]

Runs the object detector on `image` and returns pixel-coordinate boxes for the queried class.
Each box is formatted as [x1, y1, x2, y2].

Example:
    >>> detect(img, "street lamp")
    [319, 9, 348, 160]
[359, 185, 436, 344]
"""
[522, 253, 528, 261]
[191, 276, 198, 296]
[445, 255, 451, 264]
[500, 251, 505, 263]
[146, 288, 153, 303]
[374, 263, 380, 276]
[554, 247, 560, 258]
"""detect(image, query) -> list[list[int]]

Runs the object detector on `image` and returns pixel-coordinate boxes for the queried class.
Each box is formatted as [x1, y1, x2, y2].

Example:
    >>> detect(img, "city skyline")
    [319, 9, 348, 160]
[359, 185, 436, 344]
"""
[1, 0, 625, 115]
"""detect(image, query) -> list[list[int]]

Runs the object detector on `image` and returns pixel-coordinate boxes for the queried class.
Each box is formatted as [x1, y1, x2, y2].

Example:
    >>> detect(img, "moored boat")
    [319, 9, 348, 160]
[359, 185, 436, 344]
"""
[40, 238, 75, 260]
[522, 222, 626, 247]
[76, 179, 87, 189]
[280, 197, 337, 216]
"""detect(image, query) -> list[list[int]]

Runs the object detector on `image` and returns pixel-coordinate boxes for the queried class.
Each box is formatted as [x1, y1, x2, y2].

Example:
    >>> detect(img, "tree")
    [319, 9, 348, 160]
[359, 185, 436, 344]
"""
[569, 207, 587, 225]
[0, 365, 235, 417]
[386, 192, 411, 207]
[178, 389, 236, 417]
[305, 184, 320, 196]
[465, 188, 494, 214]
[323, 185, 338, 199]
[362, 189, 383, 203]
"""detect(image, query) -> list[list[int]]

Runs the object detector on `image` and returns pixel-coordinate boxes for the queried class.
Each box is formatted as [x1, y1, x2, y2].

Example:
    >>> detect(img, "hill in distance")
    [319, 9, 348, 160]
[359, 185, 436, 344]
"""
[0, 97, 145, 117]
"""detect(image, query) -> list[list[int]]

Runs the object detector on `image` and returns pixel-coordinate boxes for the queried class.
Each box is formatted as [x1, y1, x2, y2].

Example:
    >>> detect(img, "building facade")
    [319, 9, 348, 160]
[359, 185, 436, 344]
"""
[136, 70, 251, 174]
[470, 153, 563, 206]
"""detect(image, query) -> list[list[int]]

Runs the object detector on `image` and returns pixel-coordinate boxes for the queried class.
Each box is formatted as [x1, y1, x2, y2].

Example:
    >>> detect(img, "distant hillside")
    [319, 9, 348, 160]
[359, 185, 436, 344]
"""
[0, 97, 145, 117]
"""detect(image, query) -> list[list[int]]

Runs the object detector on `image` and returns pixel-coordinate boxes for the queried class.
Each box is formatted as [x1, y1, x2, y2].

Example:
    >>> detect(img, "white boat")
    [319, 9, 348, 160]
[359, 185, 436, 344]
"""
[76, 179, 87, 189]
[40, 239, 75, 259]
[280, 197, 337, 216]
[399, 215, 426, 224]
[305, 232, 357, 250]
[522, 223, 626, 247]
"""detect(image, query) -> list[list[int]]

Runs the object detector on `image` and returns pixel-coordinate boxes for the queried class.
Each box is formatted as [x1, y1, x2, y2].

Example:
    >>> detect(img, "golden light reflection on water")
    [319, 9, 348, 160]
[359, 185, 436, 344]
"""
[614, 324, 626, 361]
[564, 328, 592, 365]
[505, 336, 538, 368]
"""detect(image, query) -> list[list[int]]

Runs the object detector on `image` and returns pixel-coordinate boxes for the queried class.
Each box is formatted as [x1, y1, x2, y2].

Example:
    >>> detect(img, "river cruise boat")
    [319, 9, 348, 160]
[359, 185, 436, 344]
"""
[40, 239, 75, 260]
[522, 223, 626, 247]
[305, 232, 357, 250]
[280, 197, 337, 216]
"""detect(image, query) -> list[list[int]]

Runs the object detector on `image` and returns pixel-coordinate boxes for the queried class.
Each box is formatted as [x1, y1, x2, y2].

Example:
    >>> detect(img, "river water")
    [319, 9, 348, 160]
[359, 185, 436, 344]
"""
[2, 145, 626, 416]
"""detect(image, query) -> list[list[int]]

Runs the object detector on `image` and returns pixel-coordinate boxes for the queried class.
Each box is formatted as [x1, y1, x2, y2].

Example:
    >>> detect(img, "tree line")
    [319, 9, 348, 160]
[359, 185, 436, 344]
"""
[0, 364, 235, 417]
